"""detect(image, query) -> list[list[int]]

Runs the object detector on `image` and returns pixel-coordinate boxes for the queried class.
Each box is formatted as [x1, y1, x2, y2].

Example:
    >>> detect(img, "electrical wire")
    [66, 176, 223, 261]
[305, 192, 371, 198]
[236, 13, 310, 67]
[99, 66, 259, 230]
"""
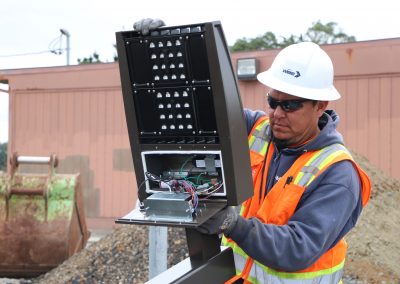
[48, 34, 64, 55]
[0, 50, 59, 58]
[144, 171, 173, 193]
[196, 172, 205, 184]
[159, 180, 172, 192]
[144, 170, 223, 212]
[0, 34, 66, 58]
[179, 155, 196, 176]
[199, 182, 224, 200]
[137, 177, 149, 207]
[185, 176, 211, 183]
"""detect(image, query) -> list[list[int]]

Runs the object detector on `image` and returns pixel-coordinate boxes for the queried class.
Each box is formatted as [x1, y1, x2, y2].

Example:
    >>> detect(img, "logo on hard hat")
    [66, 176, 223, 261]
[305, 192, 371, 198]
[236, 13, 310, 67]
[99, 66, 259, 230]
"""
[282, 69, 301, 78]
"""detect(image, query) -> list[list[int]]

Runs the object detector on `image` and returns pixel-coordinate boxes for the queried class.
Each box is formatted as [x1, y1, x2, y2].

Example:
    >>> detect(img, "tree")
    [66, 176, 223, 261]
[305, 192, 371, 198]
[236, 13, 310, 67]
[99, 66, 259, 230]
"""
[77, 44, 119, 64]
[77, 52, 102, 64]
[0, 142, 7, 172]
[304, 21, 356, 44]
[230, 21, 356, 52]
[231, 32, 280, 52]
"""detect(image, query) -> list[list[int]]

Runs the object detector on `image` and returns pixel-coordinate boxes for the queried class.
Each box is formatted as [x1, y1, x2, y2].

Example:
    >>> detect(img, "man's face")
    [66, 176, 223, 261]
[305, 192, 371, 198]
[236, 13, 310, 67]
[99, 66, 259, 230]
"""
[267, 90, 328, 147]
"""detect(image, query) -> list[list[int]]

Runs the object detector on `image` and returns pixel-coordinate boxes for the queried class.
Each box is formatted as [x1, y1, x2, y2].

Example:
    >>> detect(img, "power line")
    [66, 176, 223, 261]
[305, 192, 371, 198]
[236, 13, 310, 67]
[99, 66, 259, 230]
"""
[0, 34, 67, 58]
[0, 49, 64, 58]
[48, 34, 64, 55]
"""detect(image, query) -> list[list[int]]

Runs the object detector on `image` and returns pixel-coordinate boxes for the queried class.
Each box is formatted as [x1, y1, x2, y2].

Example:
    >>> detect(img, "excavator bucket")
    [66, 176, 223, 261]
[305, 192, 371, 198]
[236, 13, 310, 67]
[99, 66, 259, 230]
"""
[0, 154, 90, 277]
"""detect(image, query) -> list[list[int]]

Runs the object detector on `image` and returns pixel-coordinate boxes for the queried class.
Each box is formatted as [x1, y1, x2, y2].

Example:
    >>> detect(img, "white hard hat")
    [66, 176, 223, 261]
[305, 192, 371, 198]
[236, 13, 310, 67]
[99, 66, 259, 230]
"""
[257, 42, 341, 101]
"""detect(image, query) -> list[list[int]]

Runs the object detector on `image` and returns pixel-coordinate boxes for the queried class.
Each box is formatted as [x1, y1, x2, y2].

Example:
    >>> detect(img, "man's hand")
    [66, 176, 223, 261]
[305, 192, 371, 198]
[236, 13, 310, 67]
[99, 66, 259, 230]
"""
[197, 206, 238, 235]
[133, 18, 165, 35]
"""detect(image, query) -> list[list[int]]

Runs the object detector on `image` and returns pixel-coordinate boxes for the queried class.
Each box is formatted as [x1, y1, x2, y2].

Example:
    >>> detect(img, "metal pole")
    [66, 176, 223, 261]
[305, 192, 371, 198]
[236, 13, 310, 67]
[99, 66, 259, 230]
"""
[60, 29, 70, 65]
[149, 226, 168, 279]
[66, 35, 70, 65]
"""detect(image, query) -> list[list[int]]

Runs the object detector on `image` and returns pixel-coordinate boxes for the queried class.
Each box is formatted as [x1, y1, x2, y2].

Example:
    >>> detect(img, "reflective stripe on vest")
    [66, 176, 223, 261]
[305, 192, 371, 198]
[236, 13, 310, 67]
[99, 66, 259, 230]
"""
[295, 143, 350, 187]
[250, 259, 343, 284]
[231, 251, 344, 284]
[248, 118, 271, 155]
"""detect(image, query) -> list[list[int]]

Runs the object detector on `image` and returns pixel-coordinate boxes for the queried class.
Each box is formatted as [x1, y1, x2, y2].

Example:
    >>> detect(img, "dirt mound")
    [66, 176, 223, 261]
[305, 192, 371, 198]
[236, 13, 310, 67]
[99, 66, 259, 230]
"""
[345, 151, 400, 283]
[27, 151, 400, 283]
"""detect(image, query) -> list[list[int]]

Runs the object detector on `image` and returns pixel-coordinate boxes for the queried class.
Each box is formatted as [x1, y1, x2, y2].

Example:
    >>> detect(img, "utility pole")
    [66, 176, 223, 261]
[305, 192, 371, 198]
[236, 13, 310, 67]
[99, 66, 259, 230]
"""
[60, 29, 70, 65]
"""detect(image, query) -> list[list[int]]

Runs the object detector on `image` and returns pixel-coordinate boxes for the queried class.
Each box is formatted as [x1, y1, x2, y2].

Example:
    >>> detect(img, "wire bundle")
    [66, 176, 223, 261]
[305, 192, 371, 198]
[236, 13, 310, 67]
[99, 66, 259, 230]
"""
[143, 171, 223, 213]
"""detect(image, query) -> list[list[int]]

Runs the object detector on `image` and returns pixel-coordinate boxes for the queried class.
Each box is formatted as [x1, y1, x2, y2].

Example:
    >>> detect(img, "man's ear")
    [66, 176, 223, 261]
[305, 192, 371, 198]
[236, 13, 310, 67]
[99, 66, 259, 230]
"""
[317, 101, 329, 118]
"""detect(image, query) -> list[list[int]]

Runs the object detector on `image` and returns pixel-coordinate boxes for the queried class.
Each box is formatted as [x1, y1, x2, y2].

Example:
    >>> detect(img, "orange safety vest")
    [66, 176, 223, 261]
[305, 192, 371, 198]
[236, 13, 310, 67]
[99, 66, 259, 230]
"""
[223, 116, 371, 284]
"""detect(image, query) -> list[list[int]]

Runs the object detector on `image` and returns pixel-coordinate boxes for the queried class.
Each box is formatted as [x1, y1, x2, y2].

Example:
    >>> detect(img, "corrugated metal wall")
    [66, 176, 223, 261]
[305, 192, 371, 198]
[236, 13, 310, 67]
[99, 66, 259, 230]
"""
[332, 75, 400, 178]
[2, 64, 138, 227]
[1, 38, 399, 226]
[9, 87, 136, 220]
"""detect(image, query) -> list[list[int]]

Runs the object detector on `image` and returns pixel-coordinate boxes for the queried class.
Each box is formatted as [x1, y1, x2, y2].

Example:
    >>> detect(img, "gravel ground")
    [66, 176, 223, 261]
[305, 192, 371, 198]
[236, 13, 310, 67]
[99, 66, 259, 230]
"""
[0, 225, 367, 284]
[1, 151, 399, 284]
[1, 226, 188, 284]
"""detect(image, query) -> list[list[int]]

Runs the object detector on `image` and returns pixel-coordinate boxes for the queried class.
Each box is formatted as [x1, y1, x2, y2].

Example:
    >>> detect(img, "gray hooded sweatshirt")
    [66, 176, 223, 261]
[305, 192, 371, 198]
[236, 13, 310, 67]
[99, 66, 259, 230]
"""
[226, 109, 363, 272]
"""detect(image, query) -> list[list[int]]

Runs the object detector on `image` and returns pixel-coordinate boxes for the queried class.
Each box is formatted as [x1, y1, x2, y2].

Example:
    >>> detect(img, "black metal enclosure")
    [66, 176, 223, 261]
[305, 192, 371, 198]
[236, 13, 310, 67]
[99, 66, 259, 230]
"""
[116, 21, 253, 227]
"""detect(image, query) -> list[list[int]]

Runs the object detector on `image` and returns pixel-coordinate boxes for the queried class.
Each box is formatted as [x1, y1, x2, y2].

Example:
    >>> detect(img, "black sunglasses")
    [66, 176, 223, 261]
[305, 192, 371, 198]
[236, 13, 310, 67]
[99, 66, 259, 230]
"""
[267, 94, 310, 112]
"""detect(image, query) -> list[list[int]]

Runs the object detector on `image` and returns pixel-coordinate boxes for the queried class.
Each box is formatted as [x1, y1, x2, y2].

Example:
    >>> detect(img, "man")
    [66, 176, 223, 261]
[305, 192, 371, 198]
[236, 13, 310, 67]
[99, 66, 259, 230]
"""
[134, 19, 371, 283]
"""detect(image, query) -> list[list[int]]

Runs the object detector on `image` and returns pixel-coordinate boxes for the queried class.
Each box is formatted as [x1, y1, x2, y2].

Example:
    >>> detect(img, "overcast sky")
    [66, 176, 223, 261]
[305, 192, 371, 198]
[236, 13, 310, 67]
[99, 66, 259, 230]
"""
[0, 0, 399, 142]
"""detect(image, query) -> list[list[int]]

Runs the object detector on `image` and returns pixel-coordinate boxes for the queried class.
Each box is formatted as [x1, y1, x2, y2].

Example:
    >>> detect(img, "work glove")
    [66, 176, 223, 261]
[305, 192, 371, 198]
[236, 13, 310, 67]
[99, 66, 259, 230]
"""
[197, 206, 238, 235]
[133, 18, 166, 35]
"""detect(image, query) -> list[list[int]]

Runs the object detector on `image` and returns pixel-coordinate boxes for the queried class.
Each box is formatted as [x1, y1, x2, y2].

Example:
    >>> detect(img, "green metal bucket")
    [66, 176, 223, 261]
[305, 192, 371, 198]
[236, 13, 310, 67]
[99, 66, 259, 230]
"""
[0, 154, 90, 277]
